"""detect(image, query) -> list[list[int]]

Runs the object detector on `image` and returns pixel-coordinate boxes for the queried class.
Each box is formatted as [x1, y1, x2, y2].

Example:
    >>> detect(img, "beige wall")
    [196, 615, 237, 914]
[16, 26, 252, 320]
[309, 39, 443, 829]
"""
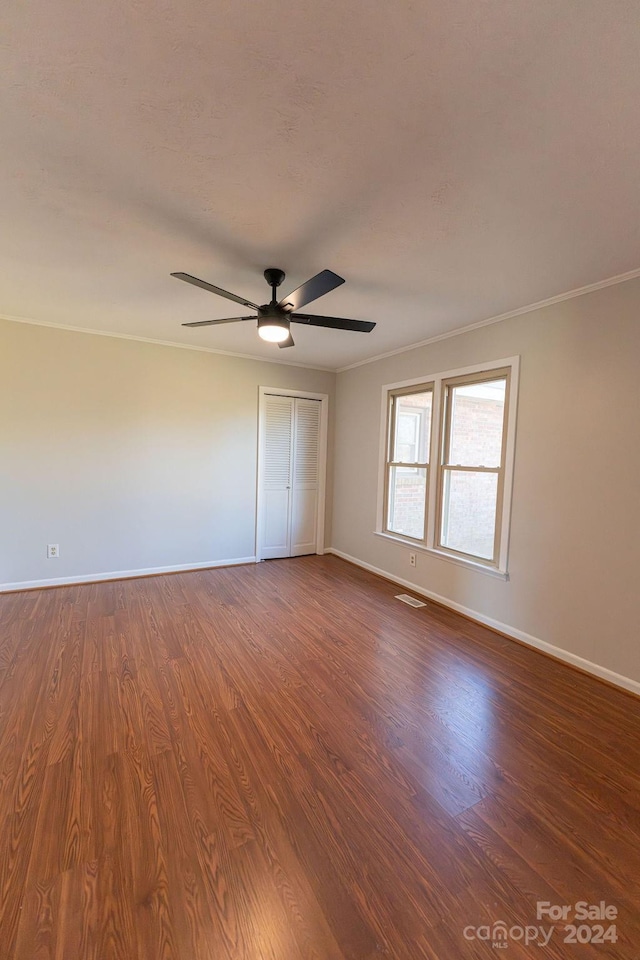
[0, 320, 335, 587]
[3, 279, 640, 687]
[331, 278, 640, 687]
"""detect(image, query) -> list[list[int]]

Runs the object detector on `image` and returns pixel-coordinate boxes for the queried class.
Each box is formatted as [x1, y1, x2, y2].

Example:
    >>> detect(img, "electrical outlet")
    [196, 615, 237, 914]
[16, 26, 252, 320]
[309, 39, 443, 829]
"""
[47, 544, 59, 559]
[409, 552, 416, 567]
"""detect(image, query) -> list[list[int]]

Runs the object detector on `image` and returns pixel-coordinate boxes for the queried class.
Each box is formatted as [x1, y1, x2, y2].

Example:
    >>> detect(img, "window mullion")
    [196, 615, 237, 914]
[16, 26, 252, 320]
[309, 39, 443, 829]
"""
[425, 378, 442, 549]
[435, 379, 450, 551]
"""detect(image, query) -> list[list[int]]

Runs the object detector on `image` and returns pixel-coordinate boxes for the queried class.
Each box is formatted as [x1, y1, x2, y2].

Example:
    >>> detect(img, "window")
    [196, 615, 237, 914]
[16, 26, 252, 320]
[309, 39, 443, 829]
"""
[385, 388, 432, 540]
[379, 359, 518, 574]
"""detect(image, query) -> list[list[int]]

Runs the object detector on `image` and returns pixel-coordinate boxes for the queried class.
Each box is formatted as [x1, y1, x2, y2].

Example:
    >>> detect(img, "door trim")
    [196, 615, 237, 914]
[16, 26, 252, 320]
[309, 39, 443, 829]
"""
[256, 386, 329, 562]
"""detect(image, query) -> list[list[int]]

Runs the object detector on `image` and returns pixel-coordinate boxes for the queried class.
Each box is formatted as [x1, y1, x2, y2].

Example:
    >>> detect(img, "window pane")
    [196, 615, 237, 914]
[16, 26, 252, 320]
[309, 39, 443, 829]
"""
[448, 379, 506, 467]
[393, 391, 432, 463]
[441, 470, 498, 560]
[387, 466, 426, 540]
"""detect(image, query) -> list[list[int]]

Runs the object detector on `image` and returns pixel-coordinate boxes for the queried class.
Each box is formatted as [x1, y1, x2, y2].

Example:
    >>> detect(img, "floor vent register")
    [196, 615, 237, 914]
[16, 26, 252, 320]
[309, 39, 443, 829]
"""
[395, 594, 427, 608]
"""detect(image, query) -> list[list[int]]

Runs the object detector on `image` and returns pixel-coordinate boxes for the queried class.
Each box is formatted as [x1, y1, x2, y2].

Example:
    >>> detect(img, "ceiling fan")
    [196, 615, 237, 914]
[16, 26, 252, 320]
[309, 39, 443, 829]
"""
[171, 267, 375, 348]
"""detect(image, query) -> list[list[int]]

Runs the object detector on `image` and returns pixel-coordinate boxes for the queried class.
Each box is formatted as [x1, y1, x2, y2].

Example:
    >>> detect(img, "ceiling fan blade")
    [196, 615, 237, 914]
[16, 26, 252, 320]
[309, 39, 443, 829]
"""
[181, 316, 255, 327]
[278, 269, 344, 312]
[290, 313, 375, 333]
[278, 333, 295, 349]
[171, 272, 259, 309]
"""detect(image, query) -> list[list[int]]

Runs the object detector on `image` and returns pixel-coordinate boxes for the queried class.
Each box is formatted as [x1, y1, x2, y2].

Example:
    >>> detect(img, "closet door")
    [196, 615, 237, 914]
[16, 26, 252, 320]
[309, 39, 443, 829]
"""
[258, 394, 323, 559]
[290, 398, 321, 556]
[260, 395, 293, 559]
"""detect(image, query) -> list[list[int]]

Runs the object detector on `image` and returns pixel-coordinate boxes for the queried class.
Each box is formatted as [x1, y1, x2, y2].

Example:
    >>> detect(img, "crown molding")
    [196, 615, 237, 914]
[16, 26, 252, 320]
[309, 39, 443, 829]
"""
[0, 313, 335, 373]
[337, 266, 640, 373]
[4, 264, 640, 375]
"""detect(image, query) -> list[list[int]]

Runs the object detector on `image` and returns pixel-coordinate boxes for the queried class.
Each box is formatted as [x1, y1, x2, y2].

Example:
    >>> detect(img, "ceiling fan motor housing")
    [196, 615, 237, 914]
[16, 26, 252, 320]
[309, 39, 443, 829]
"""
[258, 303, 288, 321]
[263, 268, 285, 289]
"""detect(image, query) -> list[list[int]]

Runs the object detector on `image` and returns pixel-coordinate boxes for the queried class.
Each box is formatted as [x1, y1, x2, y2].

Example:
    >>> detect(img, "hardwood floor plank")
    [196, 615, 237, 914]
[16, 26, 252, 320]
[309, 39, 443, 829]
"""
[151, 748, 226, 960]
[0, 733, 52, 955]
[13, 875, 59, 960]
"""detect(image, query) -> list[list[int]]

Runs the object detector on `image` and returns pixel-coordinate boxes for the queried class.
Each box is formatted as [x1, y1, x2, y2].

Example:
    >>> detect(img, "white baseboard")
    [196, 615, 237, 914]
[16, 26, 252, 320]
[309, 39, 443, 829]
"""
[327, 548, 640, 698]
[0, 556, 257, 593]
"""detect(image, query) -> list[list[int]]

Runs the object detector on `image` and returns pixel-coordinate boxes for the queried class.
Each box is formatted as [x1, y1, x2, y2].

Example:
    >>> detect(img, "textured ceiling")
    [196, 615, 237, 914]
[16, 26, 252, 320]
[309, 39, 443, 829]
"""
[2, 0, 640, 369]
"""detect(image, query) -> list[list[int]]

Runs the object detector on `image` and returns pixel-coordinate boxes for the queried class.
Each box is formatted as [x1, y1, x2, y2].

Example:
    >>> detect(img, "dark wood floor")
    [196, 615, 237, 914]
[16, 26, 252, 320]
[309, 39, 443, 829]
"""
[0, 556, 639, 959]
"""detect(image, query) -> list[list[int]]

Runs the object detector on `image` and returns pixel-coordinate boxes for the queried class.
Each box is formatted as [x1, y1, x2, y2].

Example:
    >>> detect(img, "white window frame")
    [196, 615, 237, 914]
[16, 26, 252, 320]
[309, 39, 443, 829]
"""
[375, 357, 519, 579]
[384, 384, 434, 541]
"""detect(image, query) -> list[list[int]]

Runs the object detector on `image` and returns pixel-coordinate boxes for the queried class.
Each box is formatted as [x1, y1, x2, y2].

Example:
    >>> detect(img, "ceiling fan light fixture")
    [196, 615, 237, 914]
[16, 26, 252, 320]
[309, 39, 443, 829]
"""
[258, 316, 290, 343]
[173, 267, 375, 344]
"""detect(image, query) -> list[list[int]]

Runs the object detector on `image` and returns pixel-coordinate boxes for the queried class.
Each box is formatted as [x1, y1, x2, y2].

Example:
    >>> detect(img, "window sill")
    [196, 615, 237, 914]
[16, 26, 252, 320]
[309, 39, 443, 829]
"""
[373, 531, 510, 580]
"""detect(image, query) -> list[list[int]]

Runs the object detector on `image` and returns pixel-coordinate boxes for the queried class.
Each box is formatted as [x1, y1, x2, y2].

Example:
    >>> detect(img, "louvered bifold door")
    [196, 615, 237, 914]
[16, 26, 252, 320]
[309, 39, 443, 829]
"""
[290, 398, 321, 556]
[261, 395, 294, 559]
